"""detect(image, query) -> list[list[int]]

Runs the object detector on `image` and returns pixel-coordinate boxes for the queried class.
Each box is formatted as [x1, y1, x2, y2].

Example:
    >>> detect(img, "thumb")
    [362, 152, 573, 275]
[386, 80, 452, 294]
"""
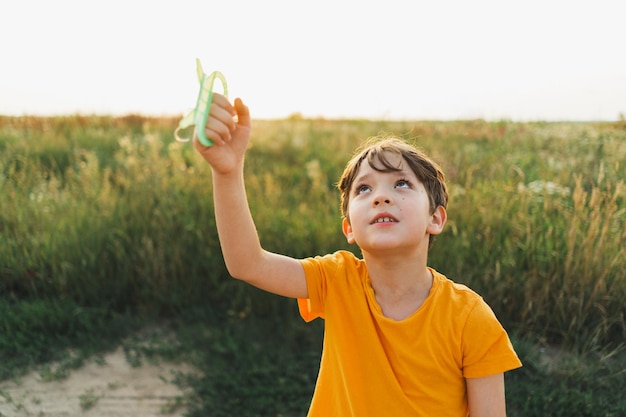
[234, 97, 251, 128]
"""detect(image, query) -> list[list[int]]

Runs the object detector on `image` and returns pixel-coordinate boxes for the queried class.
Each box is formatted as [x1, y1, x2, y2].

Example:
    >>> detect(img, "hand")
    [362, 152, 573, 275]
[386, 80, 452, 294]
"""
[194, 94, 251, 175]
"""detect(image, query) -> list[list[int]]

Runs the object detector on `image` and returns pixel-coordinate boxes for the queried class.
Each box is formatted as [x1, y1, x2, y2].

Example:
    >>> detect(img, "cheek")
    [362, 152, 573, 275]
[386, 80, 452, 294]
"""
[347, 206, 358, 223]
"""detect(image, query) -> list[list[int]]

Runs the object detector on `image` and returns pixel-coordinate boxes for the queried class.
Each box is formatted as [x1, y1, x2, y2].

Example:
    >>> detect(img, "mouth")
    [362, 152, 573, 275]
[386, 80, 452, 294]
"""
[371, 215, 398, 224]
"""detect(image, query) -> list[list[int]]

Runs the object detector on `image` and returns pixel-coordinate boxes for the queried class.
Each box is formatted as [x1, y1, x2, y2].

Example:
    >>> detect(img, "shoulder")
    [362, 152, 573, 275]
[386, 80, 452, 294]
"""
[427, 268, 502, 327]
[301, 250, 364, 275]
[430, 268, 483, 307]
[428, 271, 522, 376]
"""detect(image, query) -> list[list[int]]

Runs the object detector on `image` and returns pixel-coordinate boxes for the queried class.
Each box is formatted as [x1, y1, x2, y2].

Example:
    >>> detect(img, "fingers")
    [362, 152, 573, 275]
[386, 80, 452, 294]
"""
[194, 95, 250, 148]
[195, 93, 235, 146]
[211, 93, 235, 116]
[234, 98, 251, 128]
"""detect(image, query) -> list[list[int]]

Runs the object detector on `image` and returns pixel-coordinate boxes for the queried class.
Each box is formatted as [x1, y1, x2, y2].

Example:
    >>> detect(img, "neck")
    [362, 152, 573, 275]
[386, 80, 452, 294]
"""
[362, 250, 432, 301]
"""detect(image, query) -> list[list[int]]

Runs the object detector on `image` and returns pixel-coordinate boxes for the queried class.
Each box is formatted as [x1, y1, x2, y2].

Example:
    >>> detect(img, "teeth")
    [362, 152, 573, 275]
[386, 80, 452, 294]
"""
[375, 217, 395, 223]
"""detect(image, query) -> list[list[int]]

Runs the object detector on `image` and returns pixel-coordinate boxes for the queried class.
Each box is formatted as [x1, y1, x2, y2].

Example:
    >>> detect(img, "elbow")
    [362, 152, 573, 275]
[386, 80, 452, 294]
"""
[223, 250, 266, 284]
[224, 260, 255, 283]
[225, 264, 245, 281]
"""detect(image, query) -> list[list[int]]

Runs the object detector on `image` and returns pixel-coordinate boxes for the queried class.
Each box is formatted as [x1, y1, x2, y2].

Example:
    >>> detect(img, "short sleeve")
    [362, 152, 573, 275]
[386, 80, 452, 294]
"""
[297, 253, 340, 322]
[461, 298, 522, 378]
[298, 250, 360, 322]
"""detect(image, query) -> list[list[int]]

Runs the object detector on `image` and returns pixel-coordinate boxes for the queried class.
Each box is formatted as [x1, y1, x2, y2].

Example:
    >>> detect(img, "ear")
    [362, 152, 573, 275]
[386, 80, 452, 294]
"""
[342, 218, 356, 244]
[427, 206, 447, 236]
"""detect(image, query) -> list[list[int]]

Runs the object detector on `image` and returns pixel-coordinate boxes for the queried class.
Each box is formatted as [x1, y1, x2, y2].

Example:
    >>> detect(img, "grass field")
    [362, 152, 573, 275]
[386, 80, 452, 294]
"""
[1, 115, 625, 416]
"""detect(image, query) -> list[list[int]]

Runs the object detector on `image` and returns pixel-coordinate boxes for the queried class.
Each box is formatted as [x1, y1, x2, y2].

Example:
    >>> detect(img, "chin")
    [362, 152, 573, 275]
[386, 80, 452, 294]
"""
[360, 241, 412, 254]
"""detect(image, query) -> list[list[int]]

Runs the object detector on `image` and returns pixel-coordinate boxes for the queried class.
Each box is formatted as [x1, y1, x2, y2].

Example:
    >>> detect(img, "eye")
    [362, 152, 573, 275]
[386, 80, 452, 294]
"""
[355, 184, 371, 195]
[395, 179, 412, 189]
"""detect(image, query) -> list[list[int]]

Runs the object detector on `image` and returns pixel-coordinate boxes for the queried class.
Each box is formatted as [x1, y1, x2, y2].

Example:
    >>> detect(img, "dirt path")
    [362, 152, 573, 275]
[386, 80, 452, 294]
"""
[0, 348, 195, 417]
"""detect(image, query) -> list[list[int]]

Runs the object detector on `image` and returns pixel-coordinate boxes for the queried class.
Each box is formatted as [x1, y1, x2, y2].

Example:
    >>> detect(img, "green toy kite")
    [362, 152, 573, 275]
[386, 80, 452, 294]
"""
[175, 58, 228, 147]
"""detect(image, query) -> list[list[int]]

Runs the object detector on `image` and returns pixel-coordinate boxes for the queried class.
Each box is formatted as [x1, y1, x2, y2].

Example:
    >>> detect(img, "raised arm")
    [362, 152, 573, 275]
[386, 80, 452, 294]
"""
[194, 94, 308, 299]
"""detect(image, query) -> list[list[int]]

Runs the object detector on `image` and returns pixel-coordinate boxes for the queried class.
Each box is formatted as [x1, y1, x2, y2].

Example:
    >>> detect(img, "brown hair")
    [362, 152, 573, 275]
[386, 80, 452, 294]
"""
[338, 137, 448, 243]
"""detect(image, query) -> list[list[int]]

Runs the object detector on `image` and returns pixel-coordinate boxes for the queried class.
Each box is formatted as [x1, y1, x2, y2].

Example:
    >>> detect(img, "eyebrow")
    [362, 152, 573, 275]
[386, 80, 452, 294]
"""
[353, 172, 372, 185]
[353, 168, 414, 186]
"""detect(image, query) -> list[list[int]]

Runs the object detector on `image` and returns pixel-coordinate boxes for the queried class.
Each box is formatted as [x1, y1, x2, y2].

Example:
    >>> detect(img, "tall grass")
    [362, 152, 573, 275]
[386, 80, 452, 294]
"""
[1, 115, 624, 359]
[2, 116, 625, 345]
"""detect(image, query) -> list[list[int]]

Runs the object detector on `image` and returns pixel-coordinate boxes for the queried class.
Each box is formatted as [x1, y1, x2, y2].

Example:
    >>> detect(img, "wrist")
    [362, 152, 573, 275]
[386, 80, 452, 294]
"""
[211, 165, 244, 183]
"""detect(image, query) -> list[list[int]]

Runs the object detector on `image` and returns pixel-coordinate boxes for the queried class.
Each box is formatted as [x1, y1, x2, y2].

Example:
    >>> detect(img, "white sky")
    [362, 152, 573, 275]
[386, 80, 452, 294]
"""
[1, 0, 625, 121]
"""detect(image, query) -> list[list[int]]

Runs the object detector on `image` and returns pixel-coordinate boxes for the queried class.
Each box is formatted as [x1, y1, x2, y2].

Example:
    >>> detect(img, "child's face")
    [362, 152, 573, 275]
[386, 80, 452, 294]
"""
[342, 152, 445, 254]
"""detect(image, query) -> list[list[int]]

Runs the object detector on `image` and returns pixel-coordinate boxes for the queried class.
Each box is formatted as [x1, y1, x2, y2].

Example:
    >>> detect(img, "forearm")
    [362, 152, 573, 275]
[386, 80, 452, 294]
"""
[211, 166, 264, 280]
[195, 96, 306, 298]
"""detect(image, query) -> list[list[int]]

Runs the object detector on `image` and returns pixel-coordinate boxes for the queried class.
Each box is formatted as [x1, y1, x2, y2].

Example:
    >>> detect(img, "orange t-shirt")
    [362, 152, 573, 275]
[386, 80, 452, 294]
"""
[298, 250, 522, 417]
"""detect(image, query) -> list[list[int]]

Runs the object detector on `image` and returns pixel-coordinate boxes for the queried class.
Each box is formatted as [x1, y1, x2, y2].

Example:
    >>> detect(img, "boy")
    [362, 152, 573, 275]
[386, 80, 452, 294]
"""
[194, 94, 522, 417]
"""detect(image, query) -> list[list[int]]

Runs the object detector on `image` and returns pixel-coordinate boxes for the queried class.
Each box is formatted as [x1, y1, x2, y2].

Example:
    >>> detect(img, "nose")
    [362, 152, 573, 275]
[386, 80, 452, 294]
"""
[372, 192, 392, 206]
